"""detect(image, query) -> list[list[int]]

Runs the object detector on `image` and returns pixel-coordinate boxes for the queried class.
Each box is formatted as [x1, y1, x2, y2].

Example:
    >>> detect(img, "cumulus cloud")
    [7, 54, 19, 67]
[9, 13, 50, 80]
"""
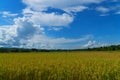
[22, 0, 103, 11]
[22, 8, 74, 30]
[0, 15, 92, 49]
[0, 22, 92, 49]
[0, 0, 107, 49]
[24, 11, 73, 27]
[21, 0, 105, 29]
[0, 25, 17, 46]
[0, 17, 44, 47]
[14, 17, 44, 38]
[0, 11, 18, 18]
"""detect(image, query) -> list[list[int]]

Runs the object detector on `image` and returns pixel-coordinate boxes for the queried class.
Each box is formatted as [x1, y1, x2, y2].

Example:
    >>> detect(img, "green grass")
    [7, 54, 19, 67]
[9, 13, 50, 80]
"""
[0, 51, 120, 80]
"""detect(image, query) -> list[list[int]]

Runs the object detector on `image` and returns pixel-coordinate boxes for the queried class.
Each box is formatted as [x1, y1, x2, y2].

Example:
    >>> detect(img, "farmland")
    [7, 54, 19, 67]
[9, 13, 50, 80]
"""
[0, 51, 120, 80]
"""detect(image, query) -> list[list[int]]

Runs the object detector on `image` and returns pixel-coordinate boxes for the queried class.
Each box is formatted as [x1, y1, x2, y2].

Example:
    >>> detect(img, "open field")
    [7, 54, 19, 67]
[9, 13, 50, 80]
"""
[0, 51, 120, 80]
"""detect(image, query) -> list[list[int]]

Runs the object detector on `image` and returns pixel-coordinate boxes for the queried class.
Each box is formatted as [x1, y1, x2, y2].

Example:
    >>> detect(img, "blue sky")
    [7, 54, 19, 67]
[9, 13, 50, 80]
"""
[0, 0, 120, 49]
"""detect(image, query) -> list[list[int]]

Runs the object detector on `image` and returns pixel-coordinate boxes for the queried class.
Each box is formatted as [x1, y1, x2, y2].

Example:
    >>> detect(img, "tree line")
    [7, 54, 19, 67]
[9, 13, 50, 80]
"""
[0, 45, 120, 53]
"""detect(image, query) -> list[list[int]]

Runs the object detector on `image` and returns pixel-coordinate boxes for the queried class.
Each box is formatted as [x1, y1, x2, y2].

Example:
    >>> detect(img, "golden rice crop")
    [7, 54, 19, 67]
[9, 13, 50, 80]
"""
[0, 51, 120, 80]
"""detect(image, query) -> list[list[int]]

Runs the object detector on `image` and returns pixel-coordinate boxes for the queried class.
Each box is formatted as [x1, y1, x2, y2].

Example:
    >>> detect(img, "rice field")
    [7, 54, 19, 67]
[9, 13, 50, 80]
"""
[0, 51, 120, 80]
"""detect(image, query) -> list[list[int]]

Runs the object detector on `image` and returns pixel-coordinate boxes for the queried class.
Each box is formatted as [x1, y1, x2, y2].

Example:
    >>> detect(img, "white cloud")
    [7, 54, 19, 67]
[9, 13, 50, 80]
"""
[23, 8, 74, 29]
[96, 7, 109, 13]
[29, 12, 73, 27]
[0, 24, 91, 49]
[0, 11, 18, 18]
[22, 0, 103, 11]
[63, 6, 88, 13]
[46, 35, 91, 44]
[0, 4, 90, 49]
[116, 11, 120, 14]
[99, 14, 109, 16]
[83, 41, 96, 48]
[83, 40, 108, 48]
[21, 0, 105, 29]
[0, 16, 92, 49]
[0, 17, 44, 47]
[0, 0, 107, 49]
[18, 34, 92, 49]
[14, 17, 44, 38]
[0, 25, 17, 46]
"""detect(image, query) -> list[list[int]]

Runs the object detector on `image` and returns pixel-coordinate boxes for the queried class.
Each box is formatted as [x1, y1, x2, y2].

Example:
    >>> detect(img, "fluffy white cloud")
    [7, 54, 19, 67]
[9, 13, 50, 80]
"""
[0, 0, 107, 49]
[22, 8, 74, 30]
[22, 0, 103, 11]
[21, 0, 105, 29]
[0, 16, 92, 49]
[29, 12, 73, 27]
[0, 11, 18, 18]
[14, 17, 44, 38]
[0, 24, 91, 49]
[0, 17, 44, 47]
[0, 25, 17, 46]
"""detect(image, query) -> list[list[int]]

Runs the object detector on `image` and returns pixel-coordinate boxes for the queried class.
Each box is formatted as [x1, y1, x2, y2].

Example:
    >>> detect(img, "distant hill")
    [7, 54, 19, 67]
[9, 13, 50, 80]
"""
[0, 45, 120, 53]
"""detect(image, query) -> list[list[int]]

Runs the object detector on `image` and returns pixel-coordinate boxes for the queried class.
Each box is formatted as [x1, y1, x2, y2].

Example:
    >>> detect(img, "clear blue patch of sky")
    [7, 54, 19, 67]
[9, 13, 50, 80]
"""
[0, 0, 26, 13]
